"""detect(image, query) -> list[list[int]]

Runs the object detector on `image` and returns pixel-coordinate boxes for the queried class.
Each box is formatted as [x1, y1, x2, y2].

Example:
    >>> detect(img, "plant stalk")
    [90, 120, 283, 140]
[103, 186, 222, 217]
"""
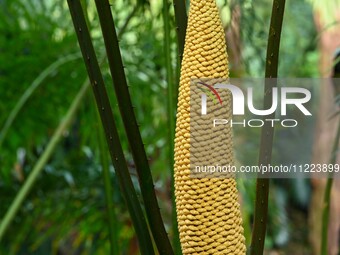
[93, 0, 173, 254]
[173, 0, 187, 88]
[250, 1, 286, 254]
[172, 0, 187, 63]
[321, 116, 340, 255]
[67, 1, 155, 254]
[163, 0, 182, 254]
[97, 113, 120, 255]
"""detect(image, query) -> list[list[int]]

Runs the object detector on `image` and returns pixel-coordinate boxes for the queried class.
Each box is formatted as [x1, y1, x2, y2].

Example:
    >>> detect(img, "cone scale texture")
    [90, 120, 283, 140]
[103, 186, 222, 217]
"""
[174, 0, 246, 254]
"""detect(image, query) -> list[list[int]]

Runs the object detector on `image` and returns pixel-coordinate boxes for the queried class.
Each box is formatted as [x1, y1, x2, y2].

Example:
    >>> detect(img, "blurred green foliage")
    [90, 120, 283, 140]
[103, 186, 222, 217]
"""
[0, 0, 85, 180]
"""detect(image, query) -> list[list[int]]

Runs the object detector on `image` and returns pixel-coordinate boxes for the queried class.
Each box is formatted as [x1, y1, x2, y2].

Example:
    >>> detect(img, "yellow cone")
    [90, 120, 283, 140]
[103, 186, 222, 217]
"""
[174, 0, 246, 254]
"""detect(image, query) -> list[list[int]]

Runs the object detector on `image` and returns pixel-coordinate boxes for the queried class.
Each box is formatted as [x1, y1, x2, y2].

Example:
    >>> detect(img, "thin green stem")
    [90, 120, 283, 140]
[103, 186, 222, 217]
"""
[0, 53, 81, 149]
[67, 1, 155, 254]
[173, 0, 187, 89]
[97, 112, 120, 255]
[163, 1, 181, 254]
[93, 1, 173, 254]
[321, 117, 340, 255]
[250, 1, 286, 254]
[321, 177, 334, 255]
[0, 79, 90, 242]
[171, 1, 186, 252]
[172, 0, 187, 63]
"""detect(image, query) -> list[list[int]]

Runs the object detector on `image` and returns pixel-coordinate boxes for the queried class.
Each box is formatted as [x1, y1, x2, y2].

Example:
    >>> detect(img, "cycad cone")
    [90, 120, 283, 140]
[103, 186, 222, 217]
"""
[174, 0, 246, 254]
